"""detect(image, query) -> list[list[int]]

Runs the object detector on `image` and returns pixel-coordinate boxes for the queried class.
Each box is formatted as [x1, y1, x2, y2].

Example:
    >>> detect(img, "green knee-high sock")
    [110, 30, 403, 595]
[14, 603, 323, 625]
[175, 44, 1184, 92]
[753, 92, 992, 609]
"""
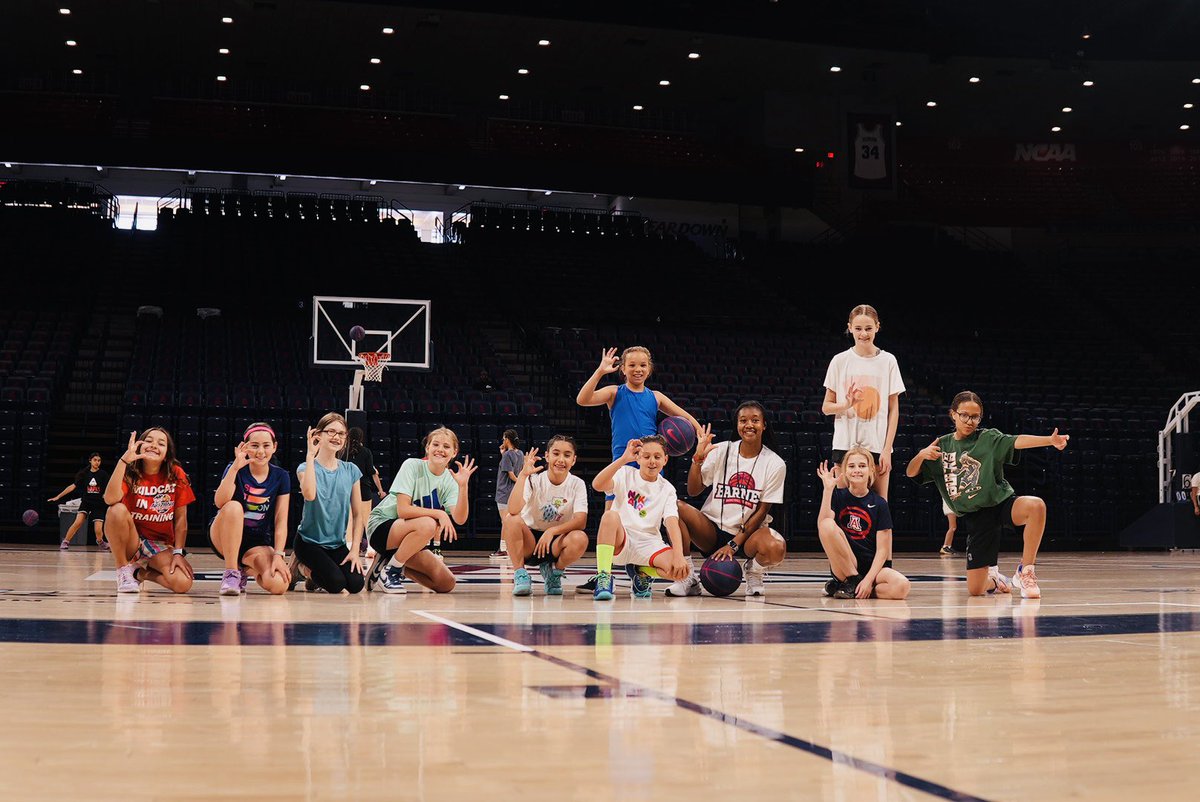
[597, 544, 614, 574]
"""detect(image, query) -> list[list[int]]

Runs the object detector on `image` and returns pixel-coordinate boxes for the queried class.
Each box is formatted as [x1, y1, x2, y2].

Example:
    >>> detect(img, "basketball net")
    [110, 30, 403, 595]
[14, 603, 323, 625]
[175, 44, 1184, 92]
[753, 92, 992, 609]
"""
[356, 352, 390, 382]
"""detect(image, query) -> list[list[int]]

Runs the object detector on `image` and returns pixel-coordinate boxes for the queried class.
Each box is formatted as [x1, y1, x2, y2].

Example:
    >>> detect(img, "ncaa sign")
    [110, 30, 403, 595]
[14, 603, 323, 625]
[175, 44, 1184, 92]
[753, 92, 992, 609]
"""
[1013, 143, 1077, 162]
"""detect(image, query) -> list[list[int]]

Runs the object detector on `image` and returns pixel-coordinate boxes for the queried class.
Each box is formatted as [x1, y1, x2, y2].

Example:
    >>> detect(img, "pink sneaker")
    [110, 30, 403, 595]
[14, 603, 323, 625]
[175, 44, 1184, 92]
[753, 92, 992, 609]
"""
[1011, 563, 1041, 599]
[219, 569, 243, 596]
[116, 564, 141, 593]
[98, 539, 110, 551]
[59, 540, 70, 551]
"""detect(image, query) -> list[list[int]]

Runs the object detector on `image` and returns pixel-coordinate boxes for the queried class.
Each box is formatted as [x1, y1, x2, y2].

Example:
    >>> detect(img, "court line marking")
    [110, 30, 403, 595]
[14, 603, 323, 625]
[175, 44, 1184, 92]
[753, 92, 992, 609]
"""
[415, 609, 990, 802]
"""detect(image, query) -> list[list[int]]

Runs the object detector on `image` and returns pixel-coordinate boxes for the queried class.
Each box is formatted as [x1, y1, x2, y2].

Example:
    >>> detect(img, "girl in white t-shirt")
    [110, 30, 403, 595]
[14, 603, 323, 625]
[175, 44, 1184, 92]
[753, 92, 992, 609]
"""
[502, 435, 589, 597]
[821, 303, 905, 499]
[591, 436, 689, 601]
[669, 401, 787, 597]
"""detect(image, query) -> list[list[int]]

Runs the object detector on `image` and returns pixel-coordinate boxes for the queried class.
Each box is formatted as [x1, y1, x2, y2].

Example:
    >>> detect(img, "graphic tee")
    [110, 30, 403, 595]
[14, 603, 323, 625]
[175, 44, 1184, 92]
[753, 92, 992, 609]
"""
[823, 348, 906, 452]
[917, 428, 1019, 516]
[610, 465, 678, 539]
[221, 462, 291, 537]
[830, 488, 893, 565]
[75, 469, 109, 508]
[369, 458, 460, 532]
[520, 472, 589, 531]
[698, 442, 787, 535]
[120, 467, 196, 542]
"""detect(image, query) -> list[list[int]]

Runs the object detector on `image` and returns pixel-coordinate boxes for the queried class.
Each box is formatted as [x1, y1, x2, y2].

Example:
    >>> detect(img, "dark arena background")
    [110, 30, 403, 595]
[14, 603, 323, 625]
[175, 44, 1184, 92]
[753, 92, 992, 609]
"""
[2, 2, 1200, 800]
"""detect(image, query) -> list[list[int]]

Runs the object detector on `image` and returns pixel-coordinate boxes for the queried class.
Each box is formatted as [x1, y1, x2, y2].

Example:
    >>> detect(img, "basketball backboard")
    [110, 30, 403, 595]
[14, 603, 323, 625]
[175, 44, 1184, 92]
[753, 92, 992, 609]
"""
[311, 296, 432, 370]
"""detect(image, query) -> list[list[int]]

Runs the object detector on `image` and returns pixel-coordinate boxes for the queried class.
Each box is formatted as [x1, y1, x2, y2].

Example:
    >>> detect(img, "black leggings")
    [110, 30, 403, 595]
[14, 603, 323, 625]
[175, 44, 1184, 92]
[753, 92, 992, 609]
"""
[293, 539, 365, 594]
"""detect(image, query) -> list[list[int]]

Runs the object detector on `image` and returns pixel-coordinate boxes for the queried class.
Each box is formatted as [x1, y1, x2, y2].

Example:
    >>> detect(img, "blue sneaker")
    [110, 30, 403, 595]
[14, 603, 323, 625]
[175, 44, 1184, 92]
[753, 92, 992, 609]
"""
[539, 562, 564, 595]
[513, 568, 533, 596]
[593, 570, 614, 601]
[626, 564, 653, 598]
[373, 564, 407, 594]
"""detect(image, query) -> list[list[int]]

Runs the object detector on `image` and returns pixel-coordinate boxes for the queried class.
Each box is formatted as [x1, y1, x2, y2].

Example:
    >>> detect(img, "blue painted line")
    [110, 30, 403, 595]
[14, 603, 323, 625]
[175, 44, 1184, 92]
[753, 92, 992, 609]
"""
[1, 611, 1198, 647]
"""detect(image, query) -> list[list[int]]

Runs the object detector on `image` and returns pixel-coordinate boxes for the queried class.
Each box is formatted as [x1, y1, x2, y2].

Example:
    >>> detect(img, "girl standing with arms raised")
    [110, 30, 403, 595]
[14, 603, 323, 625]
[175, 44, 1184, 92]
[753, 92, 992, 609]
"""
[822, 304, 905, 499]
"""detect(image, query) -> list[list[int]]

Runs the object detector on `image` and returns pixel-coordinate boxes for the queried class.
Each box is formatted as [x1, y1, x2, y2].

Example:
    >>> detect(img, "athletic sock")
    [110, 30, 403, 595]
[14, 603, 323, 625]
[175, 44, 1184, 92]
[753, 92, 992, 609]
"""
[639, 565, 660, 578]
[749, 557, 769, 573]
[597, 544, 614, 574]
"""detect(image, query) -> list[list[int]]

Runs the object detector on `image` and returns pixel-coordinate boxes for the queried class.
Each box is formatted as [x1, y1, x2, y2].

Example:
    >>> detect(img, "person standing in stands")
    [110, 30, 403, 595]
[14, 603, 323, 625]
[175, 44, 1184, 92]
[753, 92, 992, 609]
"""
[492, 429, 524, 558]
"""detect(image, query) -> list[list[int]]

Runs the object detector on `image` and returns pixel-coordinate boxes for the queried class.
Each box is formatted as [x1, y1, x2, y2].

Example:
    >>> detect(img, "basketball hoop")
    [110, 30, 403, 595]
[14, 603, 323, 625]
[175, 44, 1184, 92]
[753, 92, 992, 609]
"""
[356, 351, 390, 382]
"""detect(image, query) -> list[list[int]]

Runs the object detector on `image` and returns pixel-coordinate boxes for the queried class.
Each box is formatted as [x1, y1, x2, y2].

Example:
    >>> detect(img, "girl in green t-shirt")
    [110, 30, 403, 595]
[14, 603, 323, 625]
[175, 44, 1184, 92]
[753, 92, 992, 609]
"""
[906, 391, 1069, 599]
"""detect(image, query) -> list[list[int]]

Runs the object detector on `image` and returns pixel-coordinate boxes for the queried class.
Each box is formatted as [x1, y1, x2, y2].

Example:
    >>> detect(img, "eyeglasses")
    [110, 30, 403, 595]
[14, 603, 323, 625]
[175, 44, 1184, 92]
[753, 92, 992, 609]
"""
[321, 429, 347, 440]
[955, 412, 982, 423]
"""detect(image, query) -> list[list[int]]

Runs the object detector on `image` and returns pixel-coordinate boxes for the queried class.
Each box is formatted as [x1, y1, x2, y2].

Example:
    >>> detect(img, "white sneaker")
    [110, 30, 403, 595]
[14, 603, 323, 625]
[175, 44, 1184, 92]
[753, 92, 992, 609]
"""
[116, 564, 141, 593]
[744, 559, 766, 597]
[987, 565, 1011, 594]
[664, 572, 701, 597]
[1011, 563, 1041, 599]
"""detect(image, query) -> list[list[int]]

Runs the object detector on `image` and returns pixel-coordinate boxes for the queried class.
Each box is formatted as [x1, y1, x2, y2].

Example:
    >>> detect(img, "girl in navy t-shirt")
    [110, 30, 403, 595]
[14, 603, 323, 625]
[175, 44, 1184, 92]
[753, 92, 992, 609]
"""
[817, 447, 910, 600]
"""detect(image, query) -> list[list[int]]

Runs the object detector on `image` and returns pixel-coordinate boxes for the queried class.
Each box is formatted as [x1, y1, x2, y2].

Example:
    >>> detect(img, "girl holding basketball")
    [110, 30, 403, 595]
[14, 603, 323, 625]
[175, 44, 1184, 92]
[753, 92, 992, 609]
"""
[208, 422, 292, 596]
[364, 426, 476, 594]
[577, 345, 701, 592]
[503, 436, 589, 596]
[817, 448, 910, 600]
[822, 304, 905, 499]
[103, 428, 196, 594]
[48, 452, 109, 550]
[591, 435, 689, 600]
[293, 413, 370, 595]
[667, 401, 787, 597]
[905, 390, 1069, 598]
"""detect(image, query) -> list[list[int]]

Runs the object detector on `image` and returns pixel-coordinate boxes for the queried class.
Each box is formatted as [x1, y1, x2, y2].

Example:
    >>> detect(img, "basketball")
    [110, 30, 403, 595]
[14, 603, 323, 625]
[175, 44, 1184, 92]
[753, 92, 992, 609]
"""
[699, 557, 743, 597]
[21, 509, 39, 527]
[349, 325, 366, 341]
[658, 415, 696, 457]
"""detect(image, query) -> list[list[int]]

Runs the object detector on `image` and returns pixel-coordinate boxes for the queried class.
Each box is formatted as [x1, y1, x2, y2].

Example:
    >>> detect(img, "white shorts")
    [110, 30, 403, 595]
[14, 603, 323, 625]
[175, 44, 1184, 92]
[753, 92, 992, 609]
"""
[614, 530, 671, 567]
[942, 499, 953, 516]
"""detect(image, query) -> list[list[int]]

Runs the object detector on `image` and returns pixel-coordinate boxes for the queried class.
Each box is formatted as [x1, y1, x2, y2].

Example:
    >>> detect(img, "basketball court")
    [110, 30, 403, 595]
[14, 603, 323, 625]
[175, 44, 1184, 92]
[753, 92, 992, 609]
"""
[2, 547, 1197, 801]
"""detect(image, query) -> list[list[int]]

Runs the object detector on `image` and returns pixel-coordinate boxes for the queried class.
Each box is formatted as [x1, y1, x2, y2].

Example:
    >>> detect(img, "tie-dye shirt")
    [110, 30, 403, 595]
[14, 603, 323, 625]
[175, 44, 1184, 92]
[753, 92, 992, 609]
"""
[221, 463, 291, 536]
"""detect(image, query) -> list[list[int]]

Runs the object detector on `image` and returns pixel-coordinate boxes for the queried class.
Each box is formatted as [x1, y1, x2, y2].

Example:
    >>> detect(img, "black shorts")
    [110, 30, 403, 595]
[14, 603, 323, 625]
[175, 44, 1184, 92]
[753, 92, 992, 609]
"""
[833, 554, 893, 581]
[79, 498, 107, 521]
[522, 532, 563, 566]
[830, 449, 882, 468]
[958, 495, 1017, 570]
[208, 524, 274, 565]
[367, 517, 442, 555]
[698, 526, 746, 559]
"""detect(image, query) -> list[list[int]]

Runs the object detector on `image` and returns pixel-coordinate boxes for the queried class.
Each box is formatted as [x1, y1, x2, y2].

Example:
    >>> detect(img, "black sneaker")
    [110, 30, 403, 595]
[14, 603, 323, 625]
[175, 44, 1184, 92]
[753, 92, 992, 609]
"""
[833, 575, 859, 599]
[823, 579, 840, 597]
[575, 574, 598, 594]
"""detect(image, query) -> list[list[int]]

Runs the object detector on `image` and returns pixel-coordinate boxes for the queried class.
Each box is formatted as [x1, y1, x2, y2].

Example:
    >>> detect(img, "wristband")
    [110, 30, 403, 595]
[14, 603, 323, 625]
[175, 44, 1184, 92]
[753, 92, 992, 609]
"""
[172, 548, 185, 556]
[119, 458, 130, 466]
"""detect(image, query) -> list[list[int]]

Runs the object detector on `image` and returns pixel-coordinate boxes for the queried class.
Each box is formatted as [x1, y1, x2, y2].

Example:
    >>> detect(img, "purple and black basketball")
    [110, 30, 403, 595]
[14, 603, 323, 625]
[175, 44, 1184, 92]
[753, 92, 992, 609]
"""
[658, 415, 696, 457]
[349, 325, 366, 342]
[699, 556, 743, 597]
[21, 509, 39, 527]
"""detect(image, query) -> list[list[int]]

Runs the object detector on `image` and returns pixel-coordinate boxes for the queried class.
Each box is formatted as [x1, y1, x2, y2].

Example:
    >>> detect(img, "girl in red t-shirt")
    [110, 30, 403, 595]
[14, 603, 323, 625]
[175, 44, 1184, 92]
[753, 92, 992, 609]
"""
[103, 428, 196, 594]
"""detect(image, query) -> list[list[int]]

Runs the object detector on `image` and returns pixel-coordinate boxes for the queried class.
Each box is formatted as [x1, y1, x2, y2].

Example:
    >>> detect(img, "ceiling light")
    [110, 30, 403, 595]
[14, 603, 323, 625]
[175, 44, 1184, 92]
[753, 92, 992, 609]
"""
[498, 94, 509, 100]
[1062, 107, 1072, 113]
[277, 175, 287, 181]
[544, 190, 552, 196]
[369, 180, 377, 186]
[1051, 126, 1062, 132]
[829, 66, 842, 73]
[359, 84, 370, 91]
[926, 100, 937, 107]
[221, 16, 233, 24]
[1183, 124, 1192, 131]
[217, 75, 227, 82]
[370, 57, 380, 64]
[218, 48, 229, 54]
[382, 27, 394, 34]
[895, 121, 903, 126]
[1193, 78, 1200, 84]
[659, 80, 670, 86]
[1082, 80, 1094, 87]
[1185, 103, 1195, 109]
[65, 40, 76, 46]
[72, 68, 82, 75]
[632, 105, 643, 110]
[794, 147, 805, 153]
[538, 39, 550, 46]
[458, 185, 466, 190]
[1081, 32, 1091, 40]
[59, 8, 70, 14]
[688, 52, 700, 59]
[969, 76, 980, 83]
[95, 166, 103, 172]
[4, 163, 12, 168]
[518, 68, 529, 75]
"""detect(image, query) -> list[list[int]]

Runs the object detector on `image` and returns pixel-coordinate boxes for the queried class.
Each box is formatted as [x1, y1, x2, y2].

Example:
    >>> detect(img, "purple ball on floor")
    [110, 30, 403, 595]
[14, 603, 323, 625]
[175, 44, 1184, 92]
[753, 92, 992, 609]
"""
[699, 557, 742, 597]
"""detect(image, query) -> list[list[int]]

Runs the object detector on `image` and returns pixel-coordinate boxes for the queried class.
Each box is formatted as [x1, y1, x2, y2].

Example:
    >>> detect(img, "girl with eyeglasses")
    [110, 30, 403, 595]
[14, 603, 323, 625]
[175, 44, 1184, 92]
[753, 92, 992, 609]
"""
[292, 412, 370, 594]
[906, 391, 1069, 599]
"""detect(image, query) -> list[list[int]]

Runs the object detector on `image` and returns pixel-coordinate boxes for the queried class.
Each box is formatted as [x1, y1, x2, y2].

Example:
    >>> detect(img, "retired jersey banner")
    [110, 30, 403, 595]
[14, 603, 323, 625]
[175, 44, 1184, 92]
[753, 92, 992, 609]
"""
[847, 113, 894, 189]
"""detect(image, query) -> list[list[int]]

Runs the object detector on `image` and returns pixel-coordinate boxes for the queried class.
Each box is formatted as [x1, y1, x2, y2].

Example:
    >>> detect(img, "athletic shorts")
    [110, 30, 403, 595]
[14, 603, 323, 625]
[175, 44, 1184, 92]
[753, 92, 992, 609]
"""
[942, 499, 953, 517]
[522, 531, 562, 566]
[80, 497, 107, 520]
[614, 530, 671, 568]
[367, 517, 441, 556]
[207, 523, 274, 565]
[831, 557, 893, 595]
[958, 495, 1017, 570]
[697, 526, 747, 559]
[831, 449, 882, 469]
[136, 536, 172, 562]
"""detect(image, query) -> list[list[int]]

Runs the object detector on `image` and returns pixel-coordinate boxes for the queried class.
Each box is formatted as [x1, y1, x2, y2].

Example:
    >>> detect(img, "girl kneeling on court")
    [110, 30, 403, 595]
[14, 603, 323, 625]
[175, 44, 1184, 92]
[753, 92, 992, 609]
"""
[591, 436, 689, 600]
[365, 427, 476, 594]
[906, 390, 1069, 599]
[293, 413, 369, 594]
[209, 422, 292, 596]
[503, 436, 589, 596]
[817, 448, 910, 600]
[104, 428, 196, 594]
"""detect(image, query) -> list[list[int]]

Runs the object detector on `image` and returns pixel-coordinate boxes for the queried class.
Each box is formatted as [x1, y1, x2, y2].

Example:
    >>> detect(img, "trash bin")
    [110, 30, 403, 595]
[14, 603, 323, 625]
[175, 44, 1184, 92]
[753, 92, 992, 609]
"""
[58, 501, 82, 545]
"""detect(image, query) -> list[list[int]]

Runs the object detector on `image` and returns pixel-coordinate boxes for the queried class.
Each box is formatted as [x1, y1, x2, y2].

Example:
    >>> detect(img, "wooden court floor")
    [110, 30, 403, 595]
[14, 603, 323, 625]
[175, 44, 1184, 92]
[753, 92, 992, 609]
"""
[1, 546, 1198, 801]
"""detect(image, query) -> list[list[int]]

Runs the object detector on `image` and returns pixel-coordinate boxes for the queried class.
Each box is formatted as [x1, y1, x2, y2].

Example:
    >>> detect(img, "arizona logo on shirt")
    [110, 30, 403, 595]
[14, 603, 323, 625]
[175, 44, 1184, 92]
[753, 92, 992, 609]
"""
[838, 506, 872, 540]
[712, 471, 760, 509]
[627, 490, 649, 518]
